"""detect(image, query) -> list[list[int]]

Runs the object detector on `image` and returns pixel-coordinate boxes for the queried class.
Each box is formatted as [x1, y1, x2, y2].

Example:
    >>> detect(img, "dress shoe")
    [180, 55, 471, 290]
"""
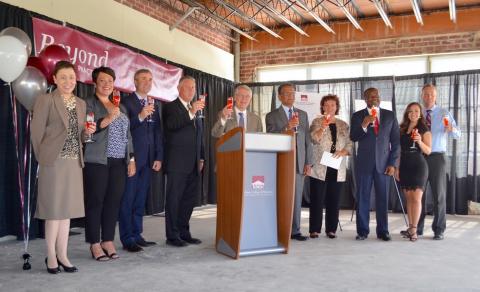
[166, 238, 188, 247]
[136, 238, 157, 247]
[123, 243, 143, 252]
[326, 232, 337, 239]
[180, 237, 202, 244]
[290, 234, 308, 241]
[57, 257, 78, 273]
[309, 232, 319, 239]
[433, 233, 444, 240]
[45, 257, 60, 274]
[355, 234, 367, 240]
[377, 233, 392, 241]
[400, 230, 409, 237]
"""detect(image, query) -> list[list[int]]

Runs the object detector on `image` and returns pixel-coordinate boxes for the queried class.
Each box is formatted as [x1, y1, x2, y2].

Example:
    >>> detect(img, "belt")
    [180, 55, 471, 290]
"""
[430, 152, 445, 155]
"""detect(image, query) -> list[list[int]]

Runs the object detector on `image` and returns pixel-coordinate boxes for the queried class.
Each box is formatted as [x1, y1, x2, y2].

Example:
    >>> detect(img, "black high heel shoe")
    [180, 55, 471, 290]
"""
[45, 257, 60, 274]
[57, 257, 78, 273]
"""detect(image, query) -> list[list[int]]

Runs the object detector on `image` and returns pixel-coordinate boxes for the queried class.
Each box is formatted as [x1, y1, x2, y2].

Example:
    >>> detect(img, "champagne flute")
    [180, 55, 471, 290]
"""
[292, 111, 299, 134]
[226, 96, 234, 120]
[112, 90, 121, 107]
[197, 94, 207, 119]
[147, 96, 155, 123]
[443, 114, 449, 127]
[410, 128, 417, 149]
[85, 112, 95, 143]
[370, 107, 377, 128]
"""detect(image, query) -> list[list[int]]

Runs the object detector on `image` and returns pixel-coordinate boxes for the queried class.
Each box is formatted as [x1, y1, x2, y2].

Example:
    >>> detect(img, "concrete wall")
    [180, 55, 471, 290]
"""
[3, 0, 235, 80]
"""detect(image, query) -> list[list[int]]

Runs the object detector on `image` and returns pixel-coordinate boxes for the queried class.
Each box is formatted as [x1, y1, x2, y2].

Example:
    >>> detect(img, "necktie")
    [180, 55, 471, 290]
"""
[140, 98, 146, 107]
[426, 110, 432, 130]
[238, 112, 245, 128]
[288, 108, 293, 120]
[374, 117, 379, 136]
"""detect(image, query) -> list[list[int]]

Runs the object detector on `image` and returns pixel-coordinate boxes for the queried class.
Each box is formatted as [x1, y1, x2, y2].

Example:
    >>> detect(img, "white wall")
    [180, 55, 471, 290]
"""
[2, 0, 234, 80]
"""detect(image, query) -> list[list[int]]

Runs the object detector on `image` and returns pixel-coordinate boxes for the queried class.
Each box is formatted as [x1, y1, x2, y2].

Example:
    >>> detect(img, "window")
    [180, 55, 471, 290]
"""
[257, 67, 307, 82]
[367, 57, 427, 77]
[311, 62, 363, 79]
[430, 53, 480, 73]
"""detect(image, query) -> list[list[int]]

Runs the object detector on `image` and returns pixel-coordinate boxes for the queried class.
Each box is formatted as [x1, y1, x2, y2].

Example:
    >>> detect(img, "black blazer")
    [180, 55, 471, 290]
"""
[121, 92, 163, 169]
[163, 97, 205, 174]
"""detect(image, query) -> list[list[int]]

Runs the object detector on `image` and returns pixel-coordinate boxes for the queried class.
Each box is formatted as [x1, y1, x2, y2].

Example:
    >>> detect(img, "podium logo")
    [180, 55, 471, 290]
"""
[252, 176, 265, 190]
[301, 94, 308, 101]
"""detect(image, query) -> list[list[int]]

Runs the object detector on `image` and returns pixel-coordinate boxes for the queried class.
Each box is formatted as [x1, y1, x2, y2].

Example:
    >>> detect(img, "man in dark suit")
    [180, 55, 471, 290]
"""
[350, 87, 400, 241]
[119, 69, 163, 252]
[163, 75, 205, 247]
[266, 83, 313, 241]
[211, 84, 263, 137]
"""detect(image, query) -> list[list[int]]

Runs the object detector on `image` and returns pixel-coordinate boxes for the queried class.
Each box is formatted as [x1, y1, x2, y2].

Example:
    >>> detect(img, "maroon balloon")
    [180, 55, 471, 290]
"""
[38, 45, 70, 84]
[27, 56, 48, 79]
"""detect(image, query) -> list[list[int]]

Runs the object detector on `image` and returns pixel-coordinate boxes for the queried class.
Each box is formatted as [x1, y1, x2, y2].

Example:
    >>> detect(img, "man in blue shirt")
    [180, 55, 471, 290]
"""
[418, 84, 460, 240]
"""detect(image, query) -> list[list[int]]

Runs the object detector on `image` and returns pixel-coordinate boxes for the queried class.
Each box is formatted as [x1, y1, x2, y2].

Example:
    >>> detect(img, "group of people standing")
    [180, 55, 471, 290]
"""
[212, 82, 460, 245]
[31, 61, 205, 274]
[30, 60, 459, 275]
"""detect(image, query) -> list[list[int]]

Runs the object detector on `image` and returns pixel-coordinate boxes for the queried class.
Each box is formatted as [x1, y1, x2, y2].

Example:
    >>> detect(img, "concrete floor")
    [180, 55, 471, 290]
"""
[1, 208, 480, 292]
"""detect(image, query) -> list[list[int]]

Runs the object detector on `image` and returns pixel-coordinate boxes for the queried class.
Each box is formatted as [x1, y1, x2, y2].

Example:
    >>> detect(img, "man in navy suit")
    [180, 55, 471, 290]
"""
[119, 69, 163, 252]
[163, 75, 205, 247]
[350, 88, 400, 241]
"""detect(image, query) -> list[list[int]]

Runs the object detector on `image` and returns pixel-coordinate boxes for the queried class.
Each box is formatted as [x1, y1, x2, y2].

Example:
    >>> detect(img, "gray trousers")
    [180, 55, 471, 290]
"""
[292, 173, 306, 236]
[418, 153, 447, 235]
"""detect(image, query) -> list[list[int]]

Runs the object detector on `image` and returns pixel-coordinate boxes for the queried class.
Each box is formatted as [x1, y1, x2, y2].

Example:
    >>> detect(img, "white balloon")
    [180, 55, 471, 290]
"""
[0, 27, 32, 56]
[0, 35, 28, 82]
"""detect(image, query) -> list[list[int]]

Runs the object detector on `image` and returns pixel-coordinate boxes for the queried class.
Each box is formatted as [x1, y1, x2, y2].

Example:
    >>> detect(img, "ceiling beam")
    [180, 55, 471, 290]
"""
[180, 0, 258, 41]
[292, 0, 335, 33]
[410, 0, 424, 25]
[371, 0, 392, 28]
[254, 0, 310, 36]
[335, 0, 363, 31]
[213, 0, 284, 39]
[449, 0, 457, 23]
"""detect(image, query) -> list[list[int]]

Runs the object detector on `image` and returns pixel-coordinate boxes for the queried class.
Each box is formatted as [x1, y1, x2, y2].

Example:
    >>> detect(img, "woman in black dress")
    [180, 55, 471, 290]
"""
[397, 102, 431, 241]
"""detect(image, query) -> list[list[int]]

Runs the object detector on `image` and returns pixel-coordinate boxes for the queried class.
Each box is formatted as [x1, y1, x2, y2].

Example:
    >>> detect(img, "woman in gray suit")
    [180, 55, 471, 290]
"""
[31, 61, 95, 274]
[309, 94, 352, 239]
[83, 67, 135, 261]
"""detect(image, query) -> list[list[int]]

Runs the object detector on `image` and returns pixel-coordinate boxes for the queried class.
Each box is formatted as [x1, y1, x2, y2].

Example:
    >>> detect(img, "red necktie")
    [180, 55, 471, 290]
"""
[374, 117, 379, 135]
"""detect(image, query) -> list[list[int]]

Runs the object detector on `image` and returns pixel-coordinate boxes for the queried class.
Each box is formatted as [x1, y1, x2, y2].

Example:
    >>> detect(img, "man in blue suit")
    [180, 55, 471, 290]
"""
[119, 69, 163, 252]
[350, 88, 400, 241]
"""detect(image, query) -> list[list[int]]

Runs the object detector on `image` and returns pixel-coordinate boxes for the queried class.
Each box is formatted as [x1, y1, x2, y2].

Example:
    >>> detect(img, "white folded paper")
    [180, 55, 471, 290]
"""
[320, 151, 343, 170]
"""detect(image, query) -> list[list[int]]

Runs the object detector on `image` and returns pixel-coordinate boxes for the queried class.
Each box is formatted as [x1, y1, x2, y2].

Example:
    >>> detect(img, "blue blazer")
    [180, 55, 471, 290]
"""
[350, 108, 400, 173]
[121, 92, 163, 169]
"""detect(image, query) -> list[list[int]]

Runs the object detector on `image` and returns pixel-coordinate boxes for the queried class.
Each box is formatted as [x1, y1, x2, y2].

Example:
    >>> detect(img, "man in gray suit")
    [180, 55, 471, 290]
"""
[266, 83, 313, 241]
[211, 85, 263, 137]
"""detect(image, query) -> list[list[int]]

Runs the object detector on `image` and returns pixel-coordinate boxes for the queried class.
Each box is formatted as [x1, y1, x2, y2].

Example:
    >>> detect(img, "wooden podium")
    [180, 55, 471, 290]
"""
[215, 127, 295, 259]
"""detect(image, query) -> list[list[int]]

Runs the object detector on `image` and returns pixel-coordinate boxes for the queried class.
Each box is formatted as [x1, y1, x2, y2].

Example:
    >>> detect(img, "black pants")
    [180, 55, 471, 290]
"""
[417, 153, 447, 235]
[309, 168, 343, 234]
[165, 169, 200, 240]
[84, 158, 126, 243]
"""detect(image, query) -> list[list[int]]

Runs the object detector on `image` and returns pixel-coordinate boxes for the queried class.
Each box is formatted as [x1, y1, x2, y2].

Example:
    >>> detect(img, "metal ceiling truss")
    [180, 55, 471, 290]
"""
[163, 0, 258, 41]
[370, 0, 392, 28]
[449, 0, 456, 23]
[334, 0, 363, 30]
[296, 0, 335, 33]
[410, 0, 424, 25]
[253, 0, 309, 36]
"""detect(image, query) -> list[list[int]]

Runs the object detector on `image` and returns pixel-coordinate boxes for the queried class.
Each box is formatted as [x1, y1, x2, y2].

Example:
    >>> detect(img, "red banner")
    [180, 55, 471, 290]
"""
[32, 17, 182, 101]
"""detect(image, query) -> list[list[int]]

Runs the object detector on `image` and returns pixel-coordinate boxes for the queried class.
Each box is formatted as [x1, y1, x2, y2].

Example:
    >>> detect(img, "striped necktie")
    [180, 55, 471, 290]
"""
[426, 110, 432, 130]
[238, 112, 245, 128]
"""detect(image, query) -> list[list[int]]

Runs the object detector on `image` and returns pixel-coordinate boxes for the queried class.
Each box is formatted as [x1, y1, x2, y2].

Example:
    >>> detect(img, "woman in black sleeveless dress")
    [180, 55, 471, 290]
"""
[397, 102, 432, 241]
